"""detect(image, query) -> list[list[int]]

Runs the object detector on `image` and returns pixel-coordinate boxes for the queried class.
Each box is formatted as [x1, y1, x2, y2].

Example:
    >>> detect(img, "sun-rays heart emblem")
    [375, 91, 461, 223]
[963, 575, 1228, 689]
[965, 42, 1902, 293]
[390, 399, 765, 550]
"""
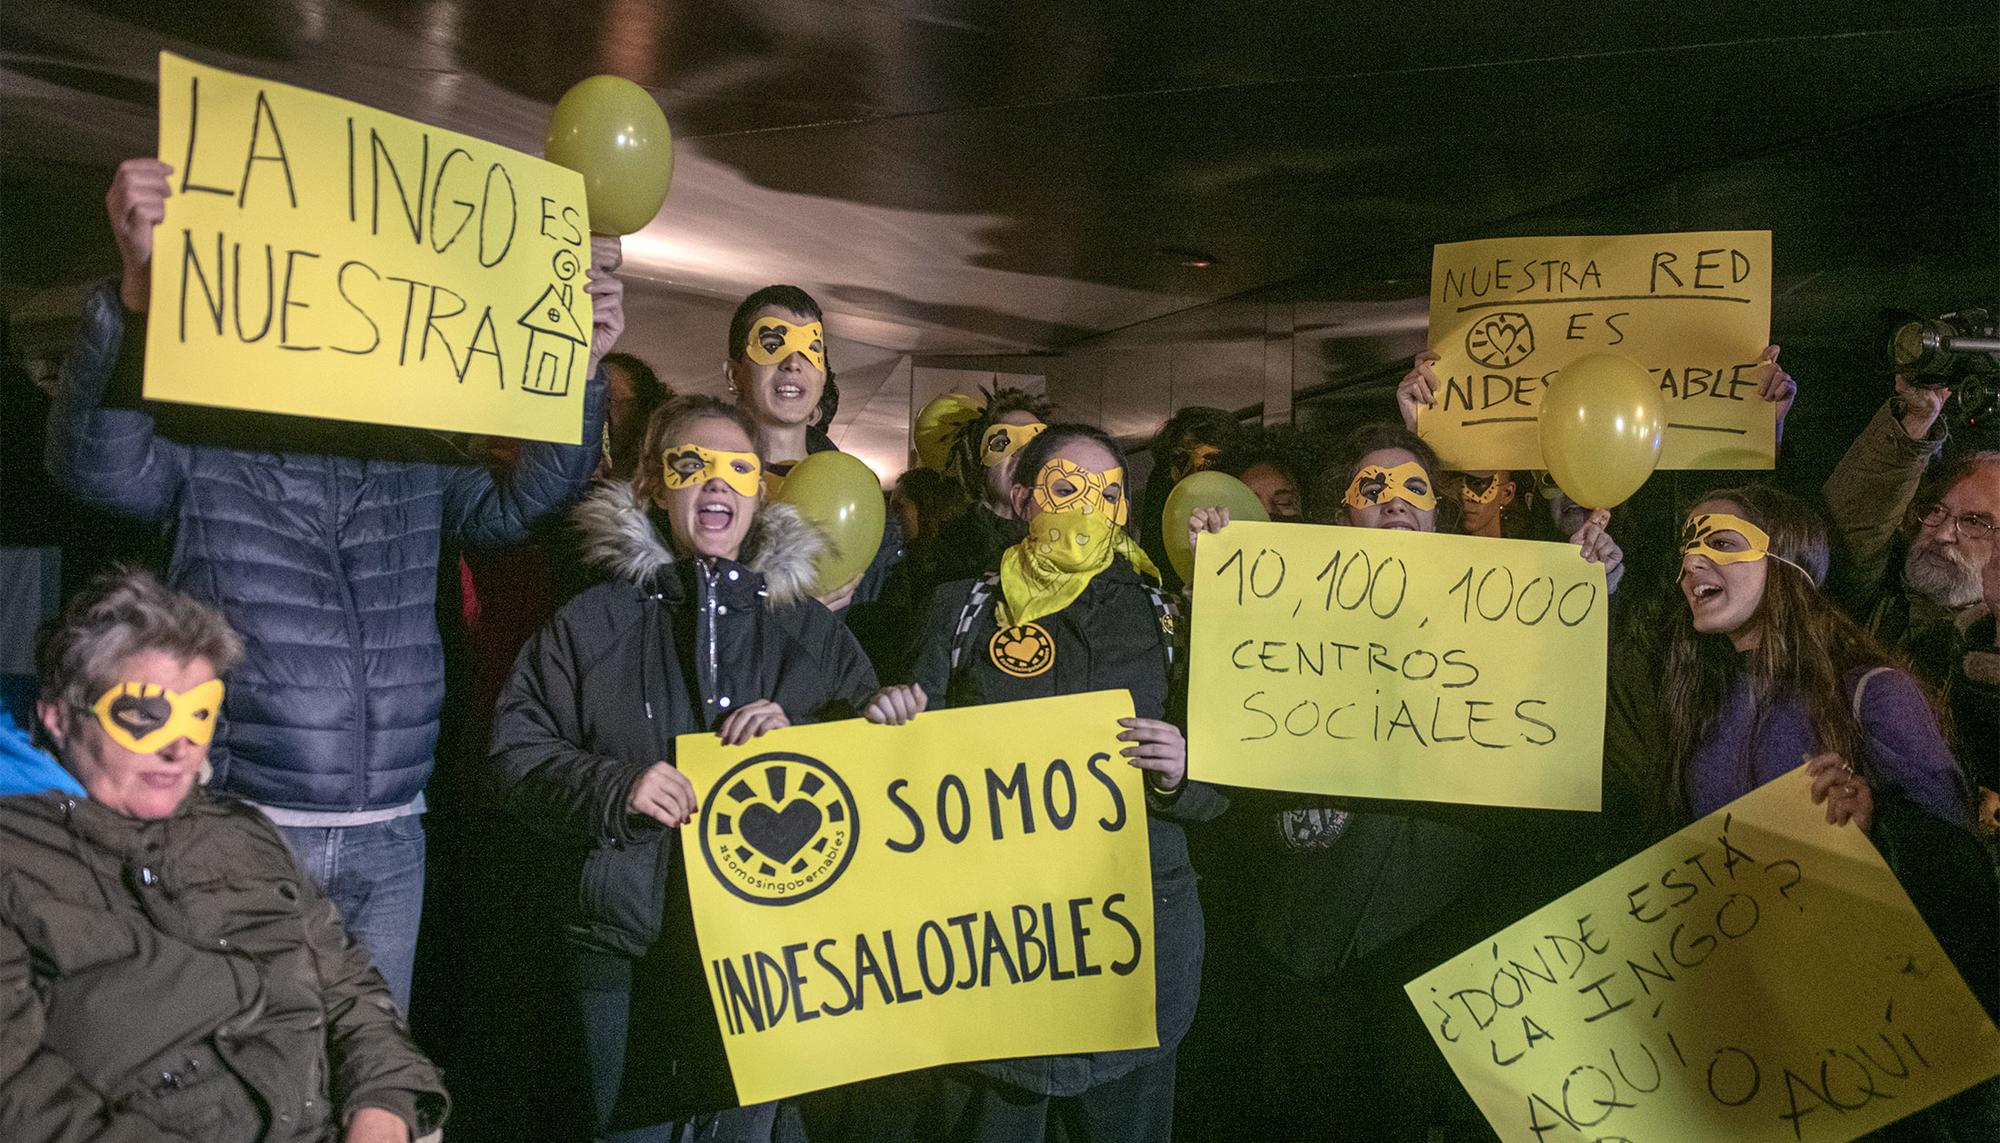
[700, 752, 858, 906]
[989, 621, 1054, 678]
[1465, 311, 1536, 369]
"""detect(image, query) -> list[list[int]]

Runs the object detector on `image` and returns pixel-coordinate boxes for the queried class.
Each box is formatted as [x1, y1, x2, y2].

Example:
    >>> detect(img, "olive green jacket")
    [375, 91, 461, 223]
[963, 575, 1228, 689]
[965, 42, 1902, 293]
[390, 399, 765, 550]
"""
[0, 788, 447, 1142]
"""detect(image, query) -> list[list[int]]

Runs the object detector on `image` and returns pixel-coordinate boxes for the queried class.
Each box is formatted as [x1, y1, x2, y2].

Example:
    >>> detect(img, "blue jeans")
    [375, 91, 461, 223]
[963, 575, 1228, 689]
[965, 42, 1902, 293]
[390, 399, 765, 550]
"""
[277, 815, 426, 1012]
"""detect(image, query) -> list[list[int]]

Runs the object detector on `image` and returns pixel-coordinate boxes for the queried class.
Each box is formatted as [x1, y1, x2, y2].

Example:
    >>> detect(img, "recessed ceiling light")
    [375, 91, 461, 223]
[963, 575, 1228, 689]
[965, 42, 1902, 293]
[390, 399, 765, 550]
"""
[1158, 247, 1219, 269]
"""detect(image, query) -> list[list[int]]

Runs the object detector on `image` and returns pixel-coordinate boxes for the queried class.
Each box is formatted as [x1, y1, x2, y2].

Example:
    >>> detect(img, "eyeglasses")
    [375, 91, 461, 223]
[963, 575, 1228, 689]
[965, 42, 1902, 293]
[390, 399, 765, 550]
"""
[1917, 503, 1999, 542]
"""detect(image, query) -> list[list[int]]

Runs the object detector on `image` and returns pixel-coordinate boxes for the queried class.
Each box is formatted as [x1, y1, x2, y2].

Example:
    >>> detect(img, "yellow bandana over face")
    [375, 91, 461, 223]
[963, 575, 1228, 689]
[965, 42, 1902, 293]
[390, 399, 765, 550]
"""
[91, 678, 225, 754]
[1031, 458, 1129, 527]
[743, 316, 826, 372]
[1344, 461, 1437, 513]
[980, 422, 1046, 468]
[662, 443, 762, 497]
[999, 510, 1161, 629]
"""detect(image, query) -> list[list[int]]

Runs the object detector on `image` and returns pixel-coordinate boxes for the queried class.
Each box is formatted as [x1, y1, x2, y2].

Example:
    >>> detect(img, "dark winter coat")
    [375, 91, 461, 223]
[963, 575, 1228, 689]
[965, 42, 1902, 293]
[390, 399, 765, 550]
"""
[489, 481, 880, 957]
[911, 558, 1226, 1097]
[0, 789, 448, 1142]
[44, 283, 605, 811]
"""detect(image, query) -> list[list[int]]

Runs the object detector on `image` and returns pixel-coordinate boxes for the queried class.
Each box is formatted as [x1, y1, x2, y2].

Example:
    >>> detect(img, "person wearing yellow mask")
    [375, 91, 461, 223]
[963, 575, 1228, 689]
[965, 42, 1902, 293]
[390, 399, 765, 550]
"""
[871, 424, 1223, 1142]
[1605, 486, 1993, 1082]
[724, 285, 904, 617]
[927, 386, 1057, 590]
[493, 395, 922, 1140]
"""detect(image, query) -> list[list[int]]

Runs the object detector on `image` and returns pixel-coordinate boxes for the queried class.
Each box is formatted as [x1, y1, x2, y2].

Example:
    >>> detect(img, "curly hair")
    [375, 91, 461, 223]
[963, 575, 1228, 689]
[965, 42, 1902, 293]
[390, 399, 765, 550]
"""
[1306, 422, 1462, 534]
[945, 385, 1056, 499]
[37, 566, 243, 722]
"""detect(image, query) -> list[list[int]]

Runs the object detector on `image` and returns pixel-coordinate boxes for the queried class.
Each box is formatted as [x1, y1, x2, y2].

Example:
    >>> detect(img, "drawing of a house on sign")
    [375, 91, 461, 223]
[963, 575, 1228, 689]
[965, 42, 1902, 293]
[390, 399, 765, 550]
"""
[518, 283, 589, 396]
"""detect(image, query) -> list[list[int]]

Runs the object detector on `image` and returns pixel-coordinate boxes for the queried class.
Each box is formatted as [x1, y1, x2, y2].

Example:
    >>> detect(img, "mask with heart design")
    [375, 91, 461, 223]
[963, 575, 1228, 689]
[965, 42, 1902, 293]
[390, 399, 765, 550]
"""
[90, 678, 225, 754]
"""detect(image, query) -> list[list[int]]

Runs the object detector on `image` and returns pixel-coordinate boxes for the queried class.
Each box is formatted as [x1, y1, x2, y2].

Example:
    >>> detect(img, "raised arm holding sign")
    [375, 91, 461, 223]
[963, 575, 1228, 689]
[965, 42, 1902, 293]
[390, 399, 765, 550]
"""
[44, 53, 628, 1010]
[1416, 231, 1783, 473]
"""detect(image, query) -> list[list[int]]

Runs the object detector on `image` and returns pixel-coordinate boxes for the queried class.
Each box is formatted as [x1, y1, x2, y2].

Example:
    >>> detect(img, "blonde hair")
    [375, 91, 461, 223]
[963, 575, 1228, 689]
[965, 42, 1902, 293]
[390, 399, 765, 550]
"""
[631, 395, 760, 504]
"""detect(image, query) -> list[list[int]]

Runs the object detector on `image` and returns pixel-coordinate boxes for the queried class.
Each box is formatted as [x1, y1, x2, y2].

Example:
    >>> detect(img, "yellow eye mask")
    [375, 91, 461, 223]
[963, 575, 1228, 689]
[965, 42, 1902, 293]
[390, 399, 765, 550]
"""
[1459, 471, 1507, 505]
[662, 443, 763, 497]
[743, 316, 826, 372]
[91, 679, 225, 754]
[1682, 512, 1816, 580]
[1344, 461, 1437, 513]
[1176, 443, 1221, 480]
[980, 422, 1046, 467]
[1031, 458, 1128, 527]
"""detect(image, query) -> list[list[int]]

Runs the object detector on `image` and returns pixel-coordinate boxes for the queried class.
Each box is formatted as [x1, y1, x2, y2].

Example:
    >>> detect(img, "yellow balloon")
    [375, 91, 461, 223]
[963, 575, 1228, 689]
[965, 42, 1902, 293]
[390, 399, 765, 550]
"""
[545, 75, 674, 236]
[1162, 471, 1270, 583]
[1537, 352, 1665, 509]
[773, 452, 886, 595]
[913, 392, 982, 473]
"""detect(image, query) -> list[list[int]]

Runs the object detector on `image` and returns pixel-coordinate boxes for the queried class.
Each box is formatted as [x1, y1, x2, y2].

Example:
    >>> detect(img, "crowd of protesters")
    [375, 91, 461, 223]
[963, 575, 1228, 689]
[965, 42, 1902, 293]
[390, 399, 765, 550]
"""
[1, 155, 1995, 1143]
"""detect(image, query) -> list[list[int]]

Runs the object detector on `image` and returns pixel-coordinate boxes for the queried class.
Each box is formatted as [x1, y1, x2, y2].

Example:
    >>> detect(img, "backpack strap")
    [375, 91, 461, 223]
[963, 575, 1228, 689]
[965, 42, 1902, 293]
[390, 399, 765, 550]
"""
[1140, 583, 1181, 669]
[949, 573, 1002, 673]
[1851, 666, 1894, 722]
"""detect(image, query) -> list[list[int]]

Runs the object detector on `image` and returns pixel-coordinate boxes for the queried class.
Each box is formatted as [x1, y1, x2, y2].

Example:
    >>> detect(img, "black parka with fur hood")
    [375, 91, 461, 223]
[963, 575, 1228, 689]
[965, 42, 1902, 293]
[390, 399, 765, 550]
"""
[489, 481, 880, 958]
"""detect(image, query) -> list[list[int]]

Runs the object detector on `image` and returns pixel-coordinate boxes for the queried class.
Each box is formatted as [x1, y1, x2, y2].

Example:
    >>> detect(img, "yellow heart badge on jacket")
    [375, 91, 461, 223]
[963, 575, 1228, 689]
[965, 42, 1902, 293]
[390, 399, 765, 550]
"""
[91, 678, 226, 754]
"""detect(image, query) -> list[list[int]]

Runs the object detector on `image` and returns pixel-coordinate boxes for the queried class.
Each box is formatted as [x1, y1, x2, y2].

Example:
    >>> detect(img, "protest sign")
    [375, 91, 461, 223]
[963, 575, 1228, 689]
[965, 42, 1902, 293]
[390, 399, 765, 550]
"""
[1408, 768, 2000, 1142]
[1188, 520, 1605, 811]
[676, 691, 1158, 1105]
[145, 52, 593, 443]
[1421, 231, 1774, 472]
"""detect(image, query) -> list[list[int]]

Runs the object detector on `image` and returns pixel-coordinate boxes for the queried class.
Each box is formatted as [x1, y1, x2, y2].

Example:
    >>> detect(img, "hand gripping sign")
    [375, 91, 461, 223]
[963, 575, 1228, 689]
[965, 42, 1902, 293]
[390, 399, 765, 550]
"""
[1407, 768, 2000, 1143]
[675, 691, 1158, 1104]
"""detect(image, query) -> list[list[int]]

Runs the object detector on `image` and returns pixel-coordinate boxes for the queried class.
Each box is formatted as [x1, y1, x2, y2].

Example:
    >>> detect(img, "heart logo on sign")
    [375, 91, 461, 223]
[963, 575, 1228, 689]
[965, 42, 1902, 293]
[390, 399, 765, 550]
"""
[738, 800, 824, 864]
[700, 752, 859, 906]
[1466, 311, 1536, 369]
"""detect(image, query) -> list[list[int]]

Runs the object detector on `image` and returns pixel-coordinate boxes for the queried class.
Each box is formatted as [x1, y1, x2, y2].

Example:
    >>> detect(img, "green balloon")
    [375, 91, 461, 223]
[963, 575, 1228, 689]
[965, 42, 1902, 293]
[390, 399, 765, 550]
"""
[545, 75, 674, 236]
[1162, 471, 1270, 582]
[774, 452, 886, 596]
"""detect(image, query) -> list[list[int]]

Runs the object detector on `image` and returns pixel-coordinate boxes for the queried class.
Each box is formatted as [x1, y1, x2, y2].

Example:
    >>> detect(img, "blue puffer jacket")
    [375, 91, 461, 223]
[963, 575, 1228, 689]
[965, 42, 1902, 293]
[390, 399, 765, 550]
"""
[45, 282, 605, 811]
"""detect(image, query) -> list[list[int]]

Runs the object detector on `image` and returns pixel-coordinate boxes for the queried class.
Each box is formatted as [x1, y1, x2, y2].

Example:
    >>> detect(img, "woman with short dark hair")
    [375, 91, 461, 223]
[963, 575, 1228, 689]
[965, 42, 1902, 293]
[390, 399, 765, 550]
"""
[4, 568, 447, 1143]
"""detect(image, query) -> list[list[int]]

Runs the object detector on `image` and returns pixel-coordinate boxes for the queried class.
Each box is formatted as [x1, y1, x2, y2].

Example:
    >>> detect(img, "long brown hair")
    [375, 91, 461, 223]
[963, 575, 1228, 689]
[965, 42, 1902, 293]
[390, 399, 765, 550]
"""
[1660, 485, 1909, 820]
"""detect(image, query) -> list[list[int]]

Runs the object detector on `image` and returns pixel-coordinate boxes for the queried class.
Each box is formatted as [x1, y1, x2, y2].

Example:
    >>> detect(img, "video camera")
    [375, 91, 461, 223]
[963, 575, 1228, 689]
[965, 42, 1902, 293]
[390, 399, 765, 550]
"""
[1888, 307, 2000, 426]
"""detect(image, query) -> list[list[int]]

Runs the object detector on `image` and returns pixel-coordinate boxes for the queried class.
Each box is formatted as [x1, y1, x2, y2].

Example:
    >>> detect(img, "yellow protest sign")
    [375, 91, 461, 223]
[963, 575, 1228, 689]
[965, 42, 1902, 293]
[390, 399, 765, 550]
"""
[1407, 768, 2000, 1142]
[145, 52, 593, 443]
[675, 691, 1158, 1105]
[1421, 231, 1774, 472]
[1188, 521, 1605, 810]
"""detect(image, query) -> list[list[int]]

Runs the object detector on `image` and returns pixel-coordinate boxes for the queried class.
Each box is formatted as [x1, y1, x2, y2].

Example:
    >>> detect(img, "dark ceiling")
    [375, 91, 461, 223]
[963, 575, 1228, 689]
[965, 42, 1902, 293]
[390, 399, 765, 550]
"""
[4, 2, 1997, 387]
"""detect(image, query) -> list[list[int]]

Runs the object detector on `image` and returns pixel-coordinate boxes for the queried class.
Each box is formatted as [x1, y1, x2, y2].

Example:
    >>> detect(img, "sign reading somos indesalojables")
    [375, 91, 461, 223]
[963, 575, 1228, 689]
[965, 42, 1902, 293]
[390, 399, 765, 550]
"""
[146, 52, 593, 444]
[676, 690, 1159, 1105]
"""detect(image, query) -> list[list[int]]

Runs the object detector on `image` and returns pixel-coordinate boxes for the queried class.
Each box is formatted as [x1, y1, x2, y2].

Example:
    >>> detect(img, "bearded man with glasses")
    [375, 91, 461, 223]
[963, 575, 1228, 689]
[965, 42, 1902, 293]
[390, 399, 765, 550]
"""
[1824, 372, 2000, 831]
